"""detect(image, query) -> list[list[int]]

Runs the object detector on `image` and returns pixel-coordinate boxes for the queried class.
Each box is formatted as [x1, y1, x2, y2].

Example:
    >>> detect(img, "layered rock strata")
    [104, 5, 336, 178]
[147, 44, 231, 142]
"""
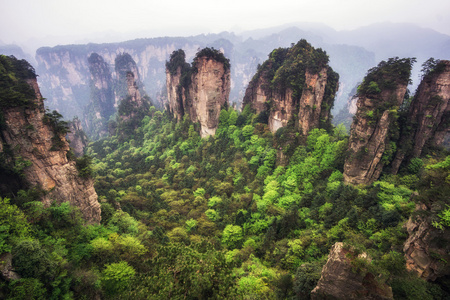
[403, 204, 450, 281]
[0, 57, 101, 223]
[343, 58, 413, 185]
[243, 40, 339, 134]
[66, 117, 88, 157]
[391, 60, 450, 173]
[311, 242, 393, 300]
[166, 48, 231, 137]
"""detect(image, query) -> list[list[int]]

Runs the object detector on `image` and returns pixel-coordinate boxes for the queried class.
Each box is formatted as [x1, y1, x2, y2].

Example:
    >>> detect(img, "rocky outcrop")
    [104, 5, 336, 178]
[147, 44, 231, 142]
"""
[83, 53, 115, 139]
[165, 48, 230, 137]
[166, 66, 184, 121]
[403, 204, 450, 281]
[343, 58, 414, 185]
[66, 117, 88, 157]
[311, 242, 393, 300]
[0, 56, 100, 223]
[187, 56, 230, 137]
[391, 60, 450, 174]
[243, 40, 339, 134]
[0, 253, 20, 281]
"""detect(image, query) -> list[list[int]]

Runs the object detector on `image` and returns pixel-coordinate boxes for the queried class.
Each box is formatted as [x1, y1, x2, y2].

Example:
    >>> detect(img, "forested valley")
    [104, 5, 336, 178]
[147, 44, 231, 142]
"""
[0, 40, 449, 300]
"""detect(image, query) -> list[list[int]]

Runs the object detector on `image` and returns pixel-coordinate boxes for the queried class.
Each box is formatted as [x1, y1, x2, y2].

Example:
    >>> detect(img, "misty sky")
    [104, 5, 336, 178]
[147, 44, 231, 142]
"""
[1, 0, 450, 50]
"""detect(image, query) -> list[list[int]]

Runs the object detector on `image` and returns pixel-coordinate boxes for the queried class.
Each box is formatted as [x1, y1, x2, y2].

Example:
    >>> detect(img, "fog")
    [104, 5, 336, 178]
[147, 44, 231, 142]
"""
[1, 0, 450, 54]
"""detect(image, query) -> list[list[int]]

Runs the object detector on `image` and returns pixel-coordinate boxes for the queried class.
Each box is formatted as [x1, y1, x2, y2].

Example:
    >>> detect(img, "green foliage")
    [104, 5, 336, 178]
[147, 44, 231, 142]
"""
[12, 239, 56, 279]
[222, 225, 244, 249]
[75, 154, 93, 178]
[0, 55, 36, 109]
[0, 197, 30, 253]
[357, 57, 415, 96]
[7, 278, 47, 300]
[101, 261, 135, 295]
[193, 47, 230, 72]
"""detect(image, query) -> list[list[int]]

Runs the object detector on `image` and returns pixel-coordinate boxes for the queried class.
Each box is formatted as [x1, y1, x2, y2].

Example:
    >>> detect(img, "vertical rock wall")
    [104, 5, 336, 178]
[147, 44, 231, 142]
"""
[165, 49, 231, 137]
[0, 77, 101, 223]
[391, 60, 450, 173]
[343, 58, 413, 185]
[243, 40, 338, 134]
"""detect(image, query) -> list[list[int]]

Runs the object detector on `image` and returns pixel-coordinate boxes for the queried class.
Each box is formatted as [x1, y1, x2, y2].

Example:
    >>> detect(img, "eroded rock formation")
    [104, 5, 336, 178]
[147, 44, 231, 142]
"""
[83, 53, 115, 139]
[0, 56, 101, 223]
[166, 48, 231, 137]
[311, 242, 393, 300]
[243, 40, 339, 134]
[403, 204, 450, 281]
[343, 58, 414, 185]
[66, 117, 88, 157]
[391, 60, 450, 173]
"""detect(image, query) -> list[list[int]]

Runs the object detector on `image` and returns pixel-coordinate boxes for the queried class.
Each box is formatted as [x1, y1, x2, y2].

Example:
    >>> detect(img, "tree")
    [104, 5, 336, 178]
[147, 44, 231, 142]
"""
[222, 225, 243, 249]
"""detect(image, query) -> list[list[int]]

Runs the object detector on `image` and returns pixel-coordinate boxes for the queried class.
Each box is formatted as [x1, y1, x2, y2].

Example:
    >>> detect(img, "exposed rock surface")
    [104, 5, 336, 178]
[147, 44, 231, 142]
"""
[391, 60, 450, 173]
[403, 204, 450, 281]
[0, 253, 20, 281]
[243, 40, 339, 134]
[166, 66, 185, 121]
[66, 117, 88, 157]
[311, 242, 393, 300]
[187, 56, 230, 137]
[344, 58, 413, 185]
[83, 53, 115, 139]
[0, 58, 101, 223]
[166, 48, 230, 137]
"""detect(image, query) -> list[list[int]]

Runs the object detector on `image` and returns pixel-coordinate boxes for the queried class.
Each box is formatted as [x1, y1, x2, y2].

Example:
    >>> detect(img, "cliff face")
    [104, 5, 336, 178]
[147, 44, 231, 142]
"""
[187, 56, 230, 137]
[35, 40, 205, 121]
[343, 58, 414, 185]
[166, 66, 184, 121]
[83, 53, 115, 138]
[66, 117, 88, 157]
[403, 204, 450, 281]
[311, 242, 393, 300]
[0, 56, 100, 223]
[165, 48, 231, 137]
[243, 40, 339, 134]
[391, 60, 450, 173]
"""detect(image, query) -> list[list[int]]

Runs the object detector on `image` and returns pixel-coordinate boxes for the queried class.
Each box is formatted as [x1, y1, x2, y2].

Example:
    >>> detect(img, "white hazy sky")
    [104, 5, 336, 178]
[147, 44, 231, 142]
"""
[1, 0, 450, 49]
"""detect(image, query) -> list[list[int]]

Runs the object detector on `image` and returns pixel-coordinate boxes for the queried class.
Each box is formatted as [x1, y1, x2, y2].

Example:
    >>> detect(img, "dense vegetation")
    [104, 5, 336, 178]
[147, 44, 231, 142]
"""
[1, 54, 449, 299]
[0, 55, 36, 109]
[250, 39, 333, 101]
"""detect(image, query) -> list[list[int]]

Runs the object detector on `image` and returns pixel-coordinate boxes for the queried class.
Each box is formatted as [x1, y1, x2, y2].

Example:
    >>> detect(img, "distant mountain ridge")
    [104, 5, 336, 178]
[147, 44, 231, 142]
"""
[2, 22, 448, 138]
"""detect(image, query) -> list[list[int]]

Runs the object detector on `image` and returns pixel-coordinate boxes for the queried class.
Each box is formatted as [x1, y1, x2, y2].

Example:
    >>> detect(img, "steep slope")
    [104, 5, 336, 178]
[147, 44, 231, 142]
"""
[0, 55, 100, 223]
[343, 57, 414, 185]
[391, 60, 450, 173]
[243, 39, 339, 134]
[66, 117, 88, 157]
[311, 243, 393, 300]
[166, 48, 230, 137]
[83, 52, 115, 139]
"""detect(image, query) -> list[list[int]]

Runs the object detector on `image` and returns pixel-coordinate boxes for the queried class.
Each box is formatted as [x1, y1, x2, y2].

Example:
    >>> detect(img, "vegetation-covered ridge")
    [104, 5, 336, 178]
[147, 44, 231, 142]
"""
[0, 55, 37, 109]
[1, 53, 449, 299]
[249, 39, 332, 101]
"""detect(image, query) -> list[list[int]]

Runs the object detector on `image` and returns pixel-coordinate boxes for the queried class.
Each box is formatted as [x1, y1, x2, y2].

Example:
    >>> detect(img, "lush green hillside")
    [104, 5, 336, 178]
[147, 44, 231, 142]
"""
[1, 55, 449, 299]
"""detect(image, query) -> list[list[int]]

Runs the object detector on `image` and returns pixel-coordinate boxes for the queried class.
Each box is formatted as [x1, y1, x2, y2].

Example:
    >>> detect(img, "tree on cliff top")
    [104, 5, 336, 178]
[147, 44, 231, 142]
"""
[0, 55, 36, 108]
[193, 47, 230, 72]
[357, 57, 415, 97]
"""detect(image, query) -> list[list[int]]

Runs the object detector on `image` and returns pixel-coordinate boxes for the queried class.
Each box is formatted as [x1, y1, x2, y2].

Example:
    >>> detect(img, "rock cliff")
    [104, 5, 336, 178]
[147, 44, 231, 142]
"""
[343, 58, 414, 185]
[66, 117, 88, 157]
[403, 204, 450, 281]
[311, 242, 393, 300]
[243, 39, 339, 134]
[166, 48, 231, 137]
[0, 56, 101, 223]
[391, 60, 450, 173]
